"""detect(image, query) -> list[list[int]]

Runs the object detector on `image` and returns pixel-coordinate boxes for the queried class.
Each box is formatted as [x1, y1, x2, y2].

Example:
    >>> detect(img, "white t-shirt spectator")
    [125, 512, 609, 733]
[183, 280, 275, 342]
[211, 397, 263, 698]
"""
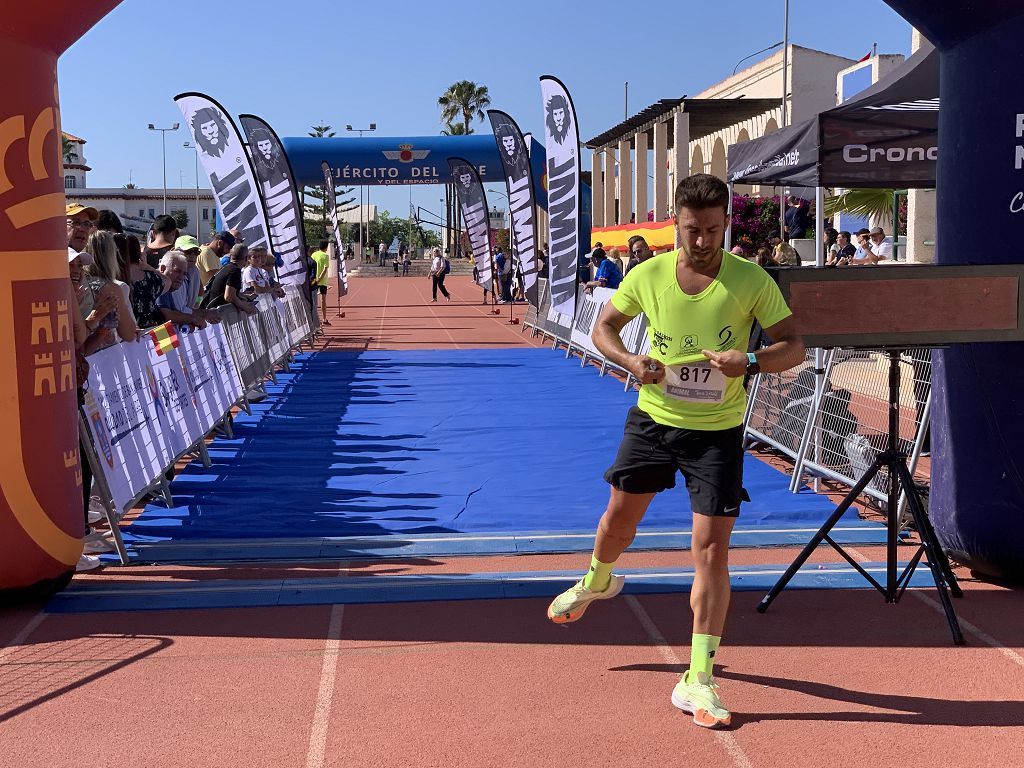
[869, 238, 893, 260]
[241, 265, 270, 291]
[430, 254, 444, 275]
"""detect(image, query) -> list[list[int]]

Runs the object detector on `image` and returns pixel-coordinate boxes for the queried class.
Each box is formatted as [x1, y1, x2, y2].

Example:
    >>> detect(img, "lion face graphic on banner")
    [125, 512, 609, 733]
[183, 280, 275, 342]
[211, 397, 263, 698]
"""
[248, 126, 282, 184]
[545, 94, 571, 146]
[496, 124, 530, 178]
[192, 107, 230, 158]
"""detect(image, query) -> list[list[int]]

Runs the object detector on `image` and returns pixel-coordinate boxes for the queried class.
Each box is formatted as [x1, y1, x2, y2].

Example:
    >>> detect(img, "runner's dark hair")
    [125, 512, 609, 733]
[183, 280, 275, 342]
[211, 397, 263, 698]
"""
[674, 173, 729, 214]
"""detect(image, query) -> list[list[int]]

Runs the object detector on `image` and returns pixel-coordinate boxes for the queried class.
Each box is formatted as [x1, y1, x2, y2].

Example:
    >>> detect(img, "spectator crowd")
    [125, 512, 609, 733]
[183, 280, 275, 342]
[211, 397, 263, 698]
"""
[67, 204, 309, 572]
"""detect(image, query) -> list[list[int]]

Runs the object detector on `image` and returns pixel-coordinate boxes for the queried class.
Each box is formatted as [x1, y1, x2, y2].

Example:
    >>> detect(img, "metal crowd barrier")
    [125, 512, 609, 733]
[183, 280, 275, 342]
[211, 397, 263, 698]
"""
[78, 288, 321, 565]
[791, 348, 932, 507]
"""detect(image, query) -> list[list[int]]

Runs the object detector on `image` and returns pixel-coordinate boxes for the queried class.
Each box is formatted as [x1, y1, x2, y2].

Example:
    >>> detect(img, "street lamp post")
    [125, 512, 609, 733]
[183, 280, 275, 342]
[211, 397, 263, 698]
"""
[148, 122, 179, 215]
[345, 123, 376, 263]
[184, 141, 201, 238]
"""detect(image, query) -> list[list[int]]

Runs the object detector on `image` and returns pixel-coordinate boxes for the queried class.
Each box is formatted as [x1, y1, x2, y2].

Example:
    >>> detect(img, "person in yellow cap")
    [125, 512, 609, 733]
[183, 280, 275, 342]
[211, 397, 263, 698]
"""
[66, 203, 98, 251]
[174, 234, 204, 310]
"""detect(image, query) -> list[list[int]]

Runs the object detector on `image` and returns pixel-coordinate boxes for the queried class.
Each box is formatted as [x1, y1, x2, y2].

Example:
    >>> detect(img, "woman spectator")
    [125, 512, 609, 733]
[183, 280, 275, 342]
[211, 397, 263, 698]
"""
[67, 248, 101, 571]
[823, 227, 838, 260]
[755, 247, 776, 269]
[80, 232, 137, 351]
[84, 230, 129, 304]
[126, 233, 168, 328]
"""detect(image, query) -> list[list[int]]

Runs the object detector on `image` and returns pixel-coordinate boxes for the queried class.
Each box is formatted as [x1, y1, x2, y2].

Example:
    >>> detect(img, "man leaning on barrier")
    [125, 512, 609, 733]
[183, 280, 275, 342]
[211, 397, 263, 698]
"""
[547, 173, 805, 729]
[201, 244, 257, 315]
[156, 251, 221, 329]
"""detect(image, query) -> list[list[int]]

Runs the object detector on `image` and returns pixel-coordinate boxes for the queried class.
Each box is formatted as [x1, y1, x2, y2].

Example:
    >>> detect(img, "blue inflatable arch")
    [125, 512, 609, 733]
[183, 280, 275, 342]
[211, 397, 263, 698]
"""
[283, 134, 549, 208]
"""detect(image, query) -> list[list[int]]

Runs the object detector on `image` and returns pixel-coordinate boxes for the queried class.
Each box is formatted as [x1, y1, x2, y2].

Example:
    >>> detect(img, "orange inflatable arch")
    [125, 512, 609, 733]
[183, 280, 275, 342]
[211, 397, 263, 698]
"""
[1, 2, 122, 594]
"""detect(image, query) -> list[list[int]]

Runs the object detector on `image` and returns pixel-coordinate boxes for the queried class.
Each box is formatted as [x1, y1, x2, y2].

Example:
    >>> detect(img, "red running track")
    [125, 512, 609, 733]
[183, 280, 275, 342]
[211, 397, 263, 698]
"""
[2, 276, 1022, 767]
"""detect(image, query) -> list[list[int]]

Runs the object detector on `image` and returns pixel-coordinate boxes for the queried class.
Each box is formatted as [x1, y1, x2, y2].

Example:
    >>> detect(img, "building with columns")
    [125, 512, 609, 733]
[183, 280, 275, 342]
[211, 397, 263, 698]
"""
[585, 45, 861, 248]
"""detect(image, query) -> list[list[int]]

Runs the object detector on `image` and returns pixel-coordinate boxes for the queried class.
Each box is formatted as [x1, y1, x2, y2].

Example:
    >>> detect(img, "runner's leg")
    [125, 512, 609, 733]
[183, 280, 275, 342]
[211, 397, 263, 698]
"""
[690, 514, 736, 637]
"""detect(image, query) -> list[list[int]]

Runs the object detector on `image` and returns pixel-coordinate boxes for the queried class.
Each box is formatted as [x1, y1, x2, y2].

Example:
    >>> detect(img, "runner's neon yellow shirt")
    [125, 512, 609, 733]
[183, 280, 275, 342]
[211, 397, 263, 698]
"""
[311, 250, 330, 286]
[610, 249, 792, 431]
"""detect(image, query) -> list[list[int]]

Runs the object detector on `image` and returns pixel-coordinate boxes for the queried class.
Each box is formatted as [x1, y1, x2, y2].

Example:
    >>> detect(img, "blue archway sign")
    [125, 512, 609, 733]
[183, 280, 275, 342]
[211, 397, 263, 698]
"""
[283, 134, 549, 208]
[883, 0, 1024, 581]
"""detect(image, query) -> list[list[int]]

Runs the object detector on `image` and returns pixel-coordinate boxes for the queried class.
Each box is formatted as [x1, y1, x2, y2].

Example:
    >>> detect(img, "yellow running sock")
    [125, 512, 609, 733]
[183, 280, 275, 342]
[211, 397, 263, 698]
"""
[687, 634, 720, 680]
[582, 556, 614, 592]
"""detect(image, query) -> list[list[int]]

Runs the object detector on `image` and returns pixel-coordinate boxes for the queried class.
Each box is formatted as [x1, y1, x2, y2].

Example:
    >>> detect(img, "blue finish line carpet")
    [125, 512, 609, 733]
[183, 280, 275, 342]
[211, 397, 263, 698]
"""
[123, 348, 859, 552]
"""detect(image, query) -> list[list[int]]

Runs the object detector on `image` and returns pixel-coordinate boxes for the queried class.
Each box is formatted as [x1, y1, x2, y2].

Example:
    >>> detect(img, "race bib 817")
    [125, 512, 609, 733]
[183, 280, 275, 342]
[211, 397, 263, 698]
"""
[661, 362, 727, 403]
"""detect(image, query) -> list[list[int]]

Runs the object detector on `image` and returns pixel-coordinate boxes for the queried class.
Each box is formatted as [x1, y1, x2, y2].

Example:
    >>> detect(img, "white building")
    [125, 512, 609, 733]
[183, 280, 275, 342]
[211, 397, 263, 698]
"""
[586, 45, 870, 230]
[63, 131, 216, 240]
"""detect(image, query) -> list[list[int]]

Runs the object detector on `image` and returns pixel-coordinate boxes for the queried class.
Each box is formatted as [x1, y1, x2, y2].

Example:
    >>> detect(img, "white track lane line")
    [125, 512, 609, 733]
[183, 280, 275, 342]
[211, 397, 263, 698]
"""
[625, 595, 753, 768]
[844, 546, 1024, 668]
[305, 603, 345, 768]
[0, 612, 46, 660]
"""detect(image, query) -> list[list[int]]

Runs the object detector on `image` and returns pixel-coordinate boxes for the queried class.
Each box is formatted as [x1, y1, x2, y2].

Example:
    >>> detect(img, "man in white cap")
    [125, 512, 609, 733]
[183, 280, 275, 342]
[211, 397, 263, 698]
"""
[867, 226, 893, 261]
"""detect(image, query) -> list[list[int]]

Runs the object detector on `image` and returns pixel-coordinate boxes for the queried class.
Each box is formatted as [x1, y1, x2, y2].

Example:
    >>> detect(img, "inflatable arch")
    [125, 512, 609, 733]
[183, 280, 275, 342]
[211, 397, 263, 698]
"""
[3, 0, 1021, 594]
[0, 2, 122, 594]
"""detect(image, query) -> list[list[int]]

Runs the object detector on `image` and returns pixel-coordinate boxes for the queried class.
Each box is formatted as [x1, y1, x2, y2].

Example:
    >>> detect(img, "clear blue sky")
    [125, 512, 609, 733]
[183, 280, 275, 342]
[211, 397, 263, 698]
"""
[59, 0, 911, 221]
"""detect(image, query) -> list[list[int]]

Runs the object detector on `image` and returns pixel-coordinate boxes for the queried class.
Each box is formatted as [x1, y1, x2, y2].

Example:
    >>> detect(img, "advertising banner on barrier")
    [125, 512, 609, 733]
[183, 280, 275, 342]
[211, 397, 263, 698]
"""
[447, 157, 493, 288]
[569, 287, 648, 359]
[280, 297, 300, 348]
[546, 301, 575, 342]
[256, 297, 291, 366]
[81, 341, 170, 514]
[487, 110, 539, 307]
[321, 161, 349, 297]
[238, 114, 311, 286]
[175, 92, 272, 250]
[177, 323, 244, 433]
[219, 306, 271, 390]
[540, 75, 581, 317]
[145, 327, 204, 460]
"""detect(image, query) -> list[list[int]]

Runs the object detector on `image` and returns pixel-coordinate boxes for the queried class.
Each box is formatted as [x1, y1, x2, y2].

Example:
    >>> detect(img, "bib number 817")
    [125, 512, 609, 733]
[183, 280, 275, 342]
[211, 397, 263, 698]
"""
[679, 366, 711, 383]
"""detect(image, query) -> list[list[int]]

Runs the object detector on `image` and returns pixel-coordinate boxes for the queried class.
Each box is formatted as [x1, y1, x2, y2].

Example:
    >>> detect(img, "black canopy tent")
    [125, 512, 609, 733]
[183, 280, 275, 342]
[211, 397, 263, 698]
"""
[726, 46, 938, 189]
[725, 46, 940, 482]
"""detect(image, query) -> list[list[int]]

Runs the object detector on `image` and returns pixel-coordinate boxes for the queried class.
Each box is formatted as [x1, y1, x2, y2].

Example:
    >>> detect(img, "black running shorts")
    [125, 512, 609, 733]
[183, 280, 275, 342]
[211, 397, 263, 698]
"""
[603, 407, 749, 517]
[318, 285, 328, 295]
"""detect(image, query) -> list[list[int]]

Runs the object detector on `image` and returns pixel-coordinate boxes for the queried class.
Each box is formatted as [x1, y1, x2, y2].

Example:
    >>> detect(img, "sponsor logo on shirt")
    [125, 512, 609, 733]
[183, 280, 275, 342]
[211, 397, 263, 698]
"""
[652, 329, 673, 355]
[716, 325, 736, 351]
[678, 334, 700, 356]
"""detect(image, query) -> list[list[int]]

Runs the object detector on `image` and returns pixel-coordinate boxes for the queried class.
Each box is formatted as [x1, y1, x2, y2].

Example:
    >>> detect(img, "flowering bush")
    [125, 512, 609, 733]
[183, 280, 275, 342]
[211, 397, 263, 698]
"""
[730, 194, 781, 252]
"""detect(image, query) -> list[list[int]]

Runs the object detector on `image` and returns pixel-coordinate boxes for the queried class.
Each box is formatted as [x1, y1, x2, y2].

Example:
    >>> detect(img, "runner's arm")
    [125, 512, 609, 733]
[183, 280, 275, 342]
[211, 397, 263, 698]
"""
[592, 302, 664, 384]
[756, 315, 805, 372]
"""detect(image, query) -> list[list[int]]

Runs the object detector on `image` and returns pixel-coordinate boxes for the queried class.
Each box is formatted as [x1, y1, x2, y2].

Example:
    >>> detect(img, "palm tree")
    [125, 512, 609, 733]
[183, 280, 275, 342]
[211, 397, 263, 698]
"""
[824, 188, 895, 225]
[61, 135, 77, 164]
[441, 122, 468, 136]
[437, 81, 491, 135]
[308, 123, 335, 139]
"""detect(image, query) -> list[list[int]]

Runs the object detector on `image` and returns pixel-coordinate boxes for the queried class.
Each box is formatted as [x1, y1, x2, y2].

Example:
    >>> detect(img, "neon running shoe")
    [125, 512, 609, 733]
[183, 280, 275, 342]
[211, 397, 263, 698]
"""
[671, 671, 732, 728]
[546, 575, 624, 624]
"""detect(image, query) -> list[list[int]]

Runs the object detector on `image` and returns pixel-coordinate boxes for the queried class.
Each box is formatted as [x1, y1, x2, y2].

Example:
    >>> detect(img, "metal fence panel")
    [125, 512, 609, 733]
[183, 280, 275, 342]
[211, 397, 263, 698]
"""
[796, 348, 931, 504]
[744, 348, 824, 460]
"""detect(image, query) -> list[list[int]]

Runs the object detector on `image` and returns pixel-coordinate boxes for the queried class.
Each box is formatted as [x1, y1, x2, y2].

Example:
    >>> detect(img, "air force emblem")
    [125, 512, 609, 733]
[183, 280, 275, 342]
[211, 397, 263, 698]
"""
[383, 143, 431, 163]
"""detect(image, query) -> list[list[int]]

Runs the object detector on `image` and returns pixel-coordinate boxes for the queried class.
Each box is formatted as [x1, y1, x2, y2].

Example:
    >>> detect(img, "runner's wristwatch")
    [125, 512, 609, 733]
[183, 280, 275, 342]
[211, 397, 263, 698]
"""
[746, 352, 761, 376]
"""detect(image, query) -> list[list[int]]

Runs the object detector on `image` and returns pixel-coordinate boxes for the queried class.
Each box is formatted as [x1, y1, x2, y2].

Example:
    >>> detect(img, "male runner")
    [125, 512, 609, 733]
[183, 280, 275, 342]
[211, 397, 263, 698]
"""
[547, 174, 804, 728]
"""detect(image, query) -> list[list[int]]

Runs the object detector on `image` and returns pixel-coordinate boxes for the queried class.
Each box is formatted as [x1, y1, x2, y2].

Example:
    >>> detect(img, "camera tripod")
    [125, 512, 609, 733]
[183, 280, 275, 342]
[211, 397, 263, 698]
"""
[757, 348, 965, 645]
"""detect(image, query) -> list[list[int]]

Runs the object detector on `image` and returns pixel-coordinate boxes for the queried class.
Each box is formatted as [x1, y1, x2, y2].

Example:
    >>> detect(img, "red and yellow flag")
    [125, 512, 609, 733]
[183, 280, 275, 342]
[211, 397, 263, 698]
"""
[147, 322, 180, 356]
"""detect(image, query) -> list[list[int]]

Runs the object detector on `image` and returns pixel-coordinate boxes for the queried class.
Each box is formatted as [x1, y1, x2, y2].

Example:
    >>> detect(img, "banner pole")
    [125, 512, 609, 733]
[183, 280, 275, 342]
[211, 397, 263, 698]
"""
[725, 183, 734, 251]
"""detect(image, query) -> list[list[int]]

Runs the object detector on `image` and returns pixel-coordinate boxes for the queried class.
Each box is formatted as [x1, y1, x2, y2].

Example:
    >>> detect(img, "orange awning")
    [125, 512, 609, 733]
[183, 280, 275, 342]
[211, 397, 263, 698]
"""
[591, 218, 675, 250]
